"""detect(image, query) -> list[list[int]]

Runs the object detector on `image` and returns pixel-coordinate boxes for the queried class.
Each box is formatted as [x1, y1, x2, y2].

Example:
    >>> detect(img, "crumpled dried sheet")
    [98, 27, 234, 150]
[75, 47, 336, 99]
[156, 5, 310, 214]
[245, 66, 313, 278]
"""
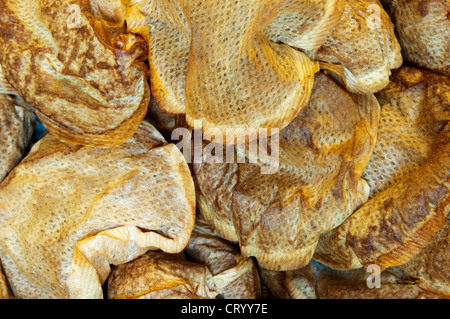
[0, 93, 36, 183]
[0, 0, 150, 148]
[314, 66, 450, 271]
[194, 72, 379, 271]
[106, 224, 259, 299]
[0, 121, 196, 299]
[317, 0, 403, 94]
[126, 0, 348, 141]
[381, 0, 449, 76]
[183, 217, 261, 299]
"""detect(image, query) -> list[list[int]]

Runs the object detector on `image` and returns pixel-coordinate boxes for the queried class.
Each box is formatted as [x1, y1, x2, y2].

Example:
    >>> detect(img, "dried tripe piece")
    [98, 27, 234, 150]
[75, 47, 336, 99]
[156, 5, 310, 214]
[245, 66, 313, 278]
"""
[381, 0, 449, 76]
[126, 0, 346, 141]
[317, 0, 403, 94]
[314, 66, 450, 271]
[194, 72, 379, 271]
[107, 218, 260, 299]
[0, 0, 150, 148]
[0, 93, 35, 182]
[0, 121, 196, 299]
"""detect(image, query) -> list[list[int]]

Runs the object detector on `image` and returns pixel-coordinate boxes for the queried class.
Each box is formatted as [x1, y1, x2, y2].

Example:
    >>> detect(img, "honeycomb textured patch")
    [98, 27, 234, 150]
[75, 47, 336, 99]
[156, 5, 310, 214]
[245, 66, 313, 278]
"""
[314, 66, 450, 271]
[194, 72, 380, 271]
[0, 94, 35, 182]
[126, 0, 347, 140]
[317, 0, 403, 94]
[0, 121, 196, 299]
[0, 0, 150, 148]
[381, 0, 450, 76]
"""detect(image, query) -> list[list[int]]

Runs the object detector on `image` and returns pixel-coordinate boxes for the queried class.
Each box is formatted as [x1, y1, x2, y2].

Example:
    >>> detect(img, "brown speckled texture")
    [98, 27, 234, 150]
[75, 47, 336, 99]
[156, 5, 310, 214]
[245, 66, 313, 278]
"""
[0, 0, 150, 147]
[0, 121, 196, 299]
[381, 0, 449, 76]
[194, 72, 379, 271]
[314, 66, 450, 271]
[126, 0, 350, 140]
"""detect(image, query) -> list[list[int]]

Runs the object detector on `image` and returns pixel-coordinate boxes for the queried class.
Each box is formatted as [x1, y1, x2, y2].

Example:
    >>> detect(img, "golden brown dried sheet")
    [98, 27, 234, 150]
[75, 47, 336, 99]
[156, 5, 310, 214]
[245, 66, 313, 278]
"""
[314, 66, 450, 271]
[400, 218, 450, 298]
[127, 0, 347, 141]
[317, 0, 403, 94]
[0, 0, 150, 148]
[184, 218, 261, 299]
[315, 266, 439, 299]
[259, 263, 318, 299]
[107, 223, 260, 299]
[194, 72, 379, 271]
[0, 94, 35, 182]
[0, 261, 10, 299]
[381, 0, 449, 76]
[0, 121, 196, 299]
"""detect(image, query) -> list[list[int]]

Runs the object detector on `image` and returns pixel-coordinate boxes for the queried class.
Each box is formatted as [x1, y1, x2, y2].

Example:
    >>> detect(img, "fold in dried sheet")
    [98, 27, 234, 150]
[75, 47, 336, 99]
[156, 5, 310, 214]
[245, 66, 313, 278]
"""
[314, 66, 450, 271]
[0, 0, 150, 148]
[0, 261, 10, 299]
[126, 0, 348, 141]
[194, 72, 379, 271]
[0, 94, 35, 182]
[381, 0, 449, 76]
[316, 266, 440, 299]
[258, 263, 318, 299]
[400, 218, 450, 298]
[0, 121, 196, 299]
[183, 218, 261, 299]
[317, 0, 403, 94]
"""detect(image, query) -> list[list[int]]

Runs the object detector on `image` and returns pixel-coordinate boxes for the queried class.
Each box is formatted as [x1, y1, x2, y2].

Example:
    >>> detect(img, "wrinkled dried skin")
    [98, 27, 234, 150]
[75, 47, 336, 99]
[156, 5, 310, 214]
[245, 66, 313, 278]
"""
[0, 121, 196, 299]
[0, 94, 35, 182]
[194, 72, 380, 271]
[317, 0, 403, 94]
[316, 266, 440, 299]
[381, 0, 450, 76]
[127, 0, 349, 141]
[0, 0, 150, 148]
[258, 263, 318, 299]
[400, 219, 450, 298]
[107, 251, 217, 299]
[0, 65, 17, 96]
[184, 219, 261, 299]
[314, 67, 450, 271]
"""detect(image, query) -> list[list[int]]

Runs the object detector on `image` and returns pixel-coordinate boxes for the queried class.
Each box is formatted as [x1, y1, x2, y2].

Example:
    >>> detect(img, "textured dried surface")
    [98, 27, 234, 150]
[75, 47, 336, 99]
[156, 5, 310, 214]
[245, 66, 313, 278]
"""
[0, 261, 10, 299]
[0, 0, 150, 148]
[194, 72, 379, 271]
[127, 0, 348, 140]
[107, 231, 259, 300]
[316, 266, 439, 299]
[0, 121, 196, 299]
[314, 66, 450, 270]
[184, 218, 261, 299]
[381, 0, 449, 76]
[0, 94, 35, 182]
[317, 0, 403, 94]
[400, 218, 450, 298]
[259, 263, 318, 299]
[107, 251, 217, 299]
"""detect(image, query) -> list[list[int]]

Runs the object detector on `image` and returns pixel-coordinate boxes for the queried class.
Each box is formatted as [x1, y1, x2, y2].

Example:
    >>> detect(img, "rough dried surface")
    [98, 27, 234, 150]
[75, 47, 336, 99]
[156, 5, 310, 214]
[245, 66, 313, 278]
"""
[381, 0, 450, 76]
[316, 266, 439, 299]
[259, 263, 318, 299]
[194, 72, 379, 271]
[0, 0, 150, 148]
[0, 94, 35, 182]
[107, 251, 217, 299]
[0, 121, 196, 299]
[317, 0, 403, 94]
[400, 218, 450, 298]
[127, 0, 348, 140]
[314, 66, 450, 271]
[184, 218, 261, 299]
